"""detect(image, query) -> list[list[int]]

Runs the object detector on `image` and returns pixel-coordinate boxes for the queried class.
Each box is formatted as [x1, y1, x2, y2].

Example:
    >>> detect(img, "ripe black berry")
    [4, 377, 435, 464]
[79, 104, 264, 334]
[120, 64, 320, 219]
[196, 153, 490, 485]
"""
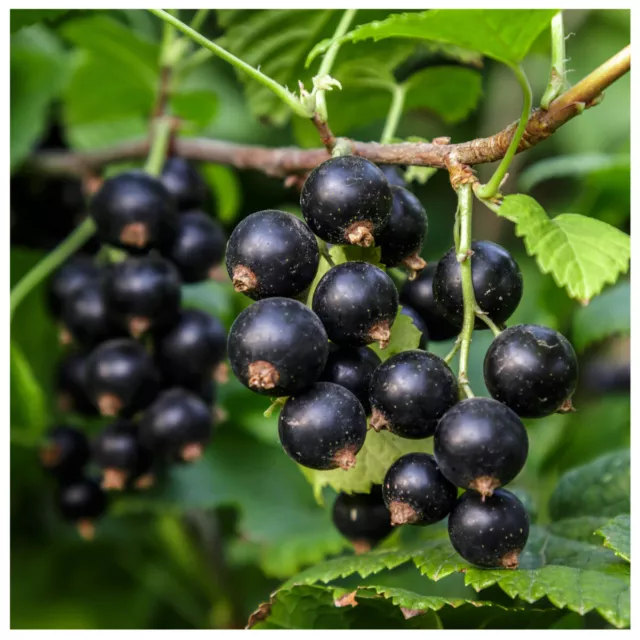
[40, 425, 90, 480]
[90, 170, 177, 251]
[433, 241, 523, 329]
[434, 398, 528, 497]
[226, 210, 319, 300]
[319, 344, 381, 414]
[140, 388, 212, 463]
[370, 350, 457, 439]
[312, 262, 399, 349]
[105, 256, 182, 337]
[228, 297, 328, 396]
[165, 211, 226, 283]
[484, 324, 578, 418]
[377, 186, 428, 274]
[47, 257, 100, 320]
[85, 338, 159, 417]
[161, 157, 209, 212]
[57, 476, 108, 539]
[378, 164, 406, 188]
[56, 351, 97, 415]
[448, 488, 529, 569]
[332, 485, 393, 553]
[382, 452, 457, 526]
[300, 156, 392, 247]
[278, 382, 367, 470]
[400, 305, 429, 350]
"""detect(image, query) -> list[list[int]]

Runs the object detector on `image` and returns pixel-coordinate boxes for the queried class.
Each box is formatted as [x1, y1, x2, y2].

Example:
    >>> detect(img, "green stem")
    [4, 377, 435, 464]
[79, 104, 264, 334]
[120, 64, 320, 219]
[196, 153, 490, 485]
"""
[444, 338, 461, 365]
[380, 84, 407, 144]
[264, 397, 287, 418]
[315, 9, 358, 122]
[475, 312, 502, 337]
[144, 117, 173, 176]
[10, 218, 97, 321]
[476, 64, 532, 199]
[148, 9, 309, 118]
[540, 12, 566, 110]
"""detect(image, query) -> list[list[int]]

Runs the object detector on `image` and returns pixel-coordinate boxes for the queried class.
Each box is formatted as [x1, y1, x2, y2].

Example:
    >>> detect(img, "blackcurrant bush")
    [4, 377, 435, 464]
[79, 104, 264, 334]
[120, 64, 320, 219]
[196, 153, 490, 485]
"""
[400, 263, 459, 341]
[105, 256, 182, 337]
[47, 257, 100, 320]
[226, 209, 319, 300]
[55, 351, 97, 415]
[434, 398, 528, 497]
[319, 344, 381, 414]
[448, 488, 529, 569]
[378, 164, 406, 188]
[85, 338, 160, 417]
[484, 324, 578, 418]
[228, 297, 328, 396]
[140, 388, 212, 463]
[332, 485, 393, 553]
[400, 305, 429, 350]
[40, 425, 90, 480]
[377, 185, 428, 275]
[90, 170, 177, 251]
[370, 350, 457, 439]
[57, 476, 108, 540]
[161, 156, 209, 212]
[278, 382, 367, 470]
[164, 211, 226, 283]
[433, 241, 523, 329]
[300, 156, 392, 247]
[312, 262, 398, 349]
[382, 452, 457, 526]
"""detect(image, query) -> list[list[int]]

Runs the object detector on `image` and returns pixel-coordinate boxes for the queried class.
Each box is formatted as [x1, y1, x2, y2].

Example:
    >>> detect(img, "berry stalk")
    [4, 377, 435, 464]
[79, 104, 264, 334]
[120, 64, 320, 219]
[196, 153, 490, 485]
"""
[379, 84, 407, 145]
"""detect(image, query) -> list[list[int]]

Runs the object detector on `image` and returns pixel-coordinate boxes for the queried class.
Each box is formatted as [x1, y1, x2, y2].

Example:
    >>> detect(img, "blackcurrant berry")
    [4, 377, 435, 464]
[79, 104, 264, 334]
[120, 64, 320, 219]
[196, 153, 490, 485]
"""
[377, 186, 428, 275]
[332, 485, 393, 553]
[400, 305, 429, 350]
[161, 157, 209, 212]
[370, 350, 457, 439]
[434, 398, 528, 497]
[47, 257, 100, 320]
[164, 211, 226, 283]
[378, 164, 407, 188]
[85, 338, 159, 417]
[319, 344, 381, 414]
[105, 256, 182, 338]
[226, 210, 319, 300]
[278, 382, 367, 470]
[57, 476, 108, 540]
[40, 425, 90, 480]
[484, 324, 578, 418]
[300, 156, 392, 247]
[400, 263, 459, 341]
[90, 170, 177, 251]
[448, 488, 529, 569]
[140, 388, 212, 463]
[382, 452, 457, 526]
[56, 351, 97, 415]
[228, 298, 328, 396]
[433, 241, 523, 329]
[312, 262, 399, 349]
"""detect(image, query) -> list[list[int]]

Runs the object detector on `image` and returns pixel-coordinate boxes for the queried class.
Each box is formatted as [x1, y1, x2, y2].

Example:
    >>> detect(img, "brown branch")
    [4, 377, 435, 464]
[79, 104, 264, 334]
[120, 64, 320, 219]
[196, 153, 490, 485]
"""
[28, 46, 629, 180]
[311, 113, 337, 153]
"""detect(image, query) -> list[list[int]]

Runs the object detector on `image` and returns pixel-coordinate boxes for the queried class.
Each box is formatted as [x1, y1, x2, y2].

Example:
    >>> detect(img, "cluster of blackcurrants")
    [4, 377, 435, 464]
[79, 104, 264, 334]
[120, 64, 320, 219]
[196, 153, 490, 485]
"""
[226, 155, 579, 569]
[40, 158, 228, 539]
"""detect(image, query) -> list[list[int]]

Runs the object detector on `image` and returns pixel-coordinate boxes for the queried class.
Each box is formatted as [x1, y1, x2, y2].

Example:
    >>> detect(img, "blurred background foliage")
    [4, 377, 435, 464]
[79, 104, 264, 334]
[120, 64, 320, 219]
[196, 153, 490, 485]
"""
[10, 9, 629, 629]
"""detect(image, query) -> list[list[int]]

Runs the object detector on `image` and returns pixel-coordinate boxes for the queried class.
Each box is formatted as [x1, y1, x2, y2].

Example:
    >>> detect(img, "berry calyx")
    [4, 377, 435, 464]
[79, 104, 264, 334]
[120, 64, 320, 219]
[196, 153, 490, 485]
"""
[382, 452, 457, 526]
[40, 425, 90, 480]
[399, 305, 429, 350]
[484, 324, 578, 418]
[370, 350, 457, 439]
[226, 210, 319, 300]
[55, 351, 97, 415]
[433, 240, 523, 329]
[300, 156, 392, 247]
[448, 489, 529, 569]
[278, 382, 367, 470]
[57, 476, 108, 540]
[434, 398, 529, 497]
[312, 262, 398, 349]
[47, 257, 101, 320]
[228, 298, 329, 397]
[161, 157, 209, 212]
[332, 485, 393, 553]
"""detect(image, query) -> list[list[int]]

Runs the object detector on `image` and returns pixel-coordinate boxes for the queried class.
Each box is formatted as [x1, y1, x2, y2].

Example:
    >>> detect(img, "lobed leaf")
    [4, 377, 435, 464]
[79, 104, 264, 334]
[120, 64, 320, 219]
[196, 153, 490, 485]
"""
[596, 515, 630, 563]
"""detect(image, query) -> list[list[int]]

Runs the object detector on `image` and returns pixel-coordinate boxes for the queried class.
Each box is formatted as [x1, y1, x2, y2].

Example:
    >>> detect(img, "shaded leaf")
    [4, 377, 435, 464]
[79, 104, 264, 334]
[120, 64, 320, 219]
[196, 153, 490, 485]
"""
[10, 341, 48, 436]
[199, 164, 243, 224]
[10, 9, 71, 33]
[596, 515, 630, 563]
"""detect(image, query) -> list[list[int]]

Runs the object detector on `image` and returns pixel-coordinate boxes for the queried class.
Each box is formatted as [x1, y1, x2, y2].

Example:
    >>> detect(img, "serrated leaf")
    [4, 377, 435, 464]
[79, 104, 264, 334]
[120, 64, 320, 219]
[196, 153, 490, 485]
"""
[596, 515, 630, 563]
[199, 164, 243, 224]
[498, 195, 630, 303]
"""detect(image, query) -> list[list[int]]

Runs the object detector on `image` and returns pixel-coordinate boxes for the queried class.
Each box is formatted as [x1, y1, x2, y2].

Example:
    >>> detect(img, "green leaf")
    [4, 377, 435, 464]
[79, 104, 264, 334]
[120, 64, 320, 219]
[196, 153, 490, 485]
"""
[572, 280, 630, 352]
[170, 90, 218, 130]
[10, 341, 48, 437]
[370, 309, 421, 361]
[596, 515, 630, 563]
[498, 195, 630, 304]
[10, 9, 70, 33]
[199, 164, 243, 224]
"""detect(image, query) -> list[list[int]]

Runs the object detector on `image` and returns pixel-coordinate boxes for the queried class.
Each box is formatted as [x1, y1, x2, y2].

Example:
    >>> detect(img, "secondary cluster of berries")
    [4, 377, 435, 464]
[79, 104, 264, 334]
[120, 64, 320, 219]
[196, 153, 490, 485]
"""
[227, 155, 579, 569]
[41, 158, 227, 538]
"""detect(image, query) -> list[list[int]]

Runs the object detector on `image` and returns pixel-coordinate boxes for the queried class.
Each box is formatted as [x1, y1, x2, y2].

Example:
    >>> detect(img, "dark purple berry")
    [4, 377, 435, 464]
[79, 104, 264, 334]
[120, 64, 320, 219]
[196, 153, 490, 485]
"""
[55, 351, 97, 415]
[161, 157, 209, 212]
[301, 156, 392, 247]
[400, 305, 429, 350]
[57, 476, 108, 539]
[278, 382, 367, 470]
[378, 164, 406, 188]
[47, 257, 100, 320]
[226, 210, 319, 300]
[40, 425, 90, 480]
